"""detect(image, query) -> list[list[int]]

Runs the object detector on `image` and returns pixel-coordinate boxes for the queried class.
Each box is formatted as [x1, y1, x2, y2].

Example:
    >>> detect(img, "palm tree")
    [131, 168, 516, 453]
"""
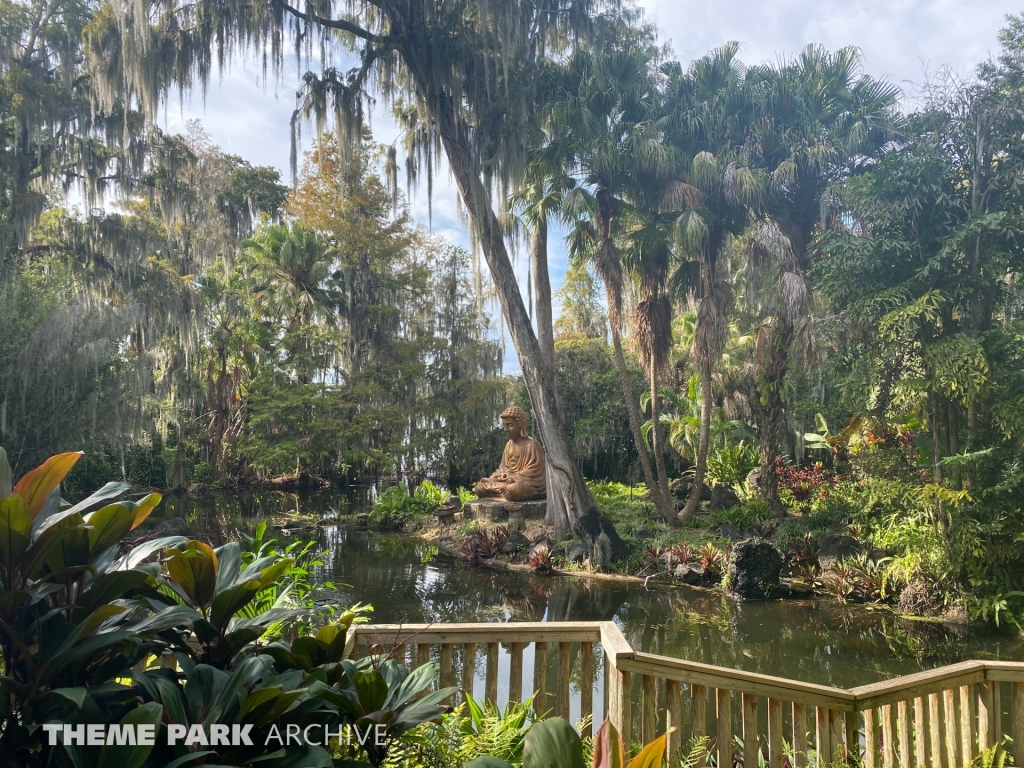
[239, 221, 345, 385]
[662, 44, 762, 519]
[553, 44, 677, 518]
[741, 45, 901, 511]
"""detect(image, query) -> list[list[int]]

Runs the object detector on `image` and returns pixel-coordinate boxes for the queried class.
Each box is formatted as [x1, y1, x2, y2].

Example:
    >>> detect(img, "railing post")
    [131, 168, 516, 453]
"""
[642, 675, 657, 745]
[976, 681, 991, 753]
[913, 697, 927, 767]
[581, 643, 594, 739]
[742, 692, 758, 766]
[959, 685, 974, 766]
[665, 679, 681, 768]
[1012, 682, 1024, 768]
[943, 689, 958, 767]
[716, 689, 732, 768]
[508, 642, 523, 704]
[533, 641, 547, 717]
[692, 684, 707, 768]
[768, 697, 783, 768]
[793, 702, 808, 768]
[864, 708, 879, 768]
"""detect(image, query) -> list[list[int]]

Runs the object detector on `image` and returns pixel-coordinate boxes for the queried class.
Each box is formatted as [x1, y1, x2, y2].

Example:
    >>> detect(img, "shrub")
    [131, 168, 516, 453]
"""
[0, 450, 451, 767]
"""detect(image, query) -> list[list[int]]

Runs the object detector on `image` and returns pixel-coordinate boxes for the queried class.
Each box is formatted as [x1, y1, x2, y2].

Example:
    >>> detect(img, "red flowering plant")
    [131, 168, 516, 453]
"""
[775, 458, 837, 511]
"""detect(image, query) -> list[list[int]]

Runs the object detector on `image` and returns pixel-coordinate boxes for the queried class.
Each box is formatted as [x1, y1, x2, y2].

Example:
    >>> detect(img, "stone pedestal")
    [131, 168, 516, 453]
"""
[465, 498, 546, 523]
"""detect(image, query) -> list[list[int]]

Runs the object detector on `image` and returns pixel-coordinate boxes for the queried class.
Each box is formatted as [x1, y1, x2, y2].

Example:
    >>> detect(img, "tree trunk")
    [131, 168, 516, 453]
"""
[680, 362, 713, 520]
[424, 86, 595, 540]
[531, 217, 555, 372]
[755, 321, 793, 516]
[648, 352, 673, 517]
[608, 306, 669, 518]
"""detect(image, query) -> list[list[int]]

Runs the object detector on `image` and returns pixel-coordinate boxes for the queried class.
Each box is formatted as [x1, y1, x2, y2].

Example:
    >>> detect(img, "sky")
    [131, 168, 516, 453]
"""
[158, 0, 1024, 372]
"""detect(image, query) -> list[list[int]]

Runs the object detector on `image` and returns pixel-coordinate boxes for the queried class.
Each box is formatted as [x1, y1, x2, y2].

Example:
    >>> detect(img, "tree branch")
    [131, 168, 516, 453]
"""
[270, 0, 387, 45]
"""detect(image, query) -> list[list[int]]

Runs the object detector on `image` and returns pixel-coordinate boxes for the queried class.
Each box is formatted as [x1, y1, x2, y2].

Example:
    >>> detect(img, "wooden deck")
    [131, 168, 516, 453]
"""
[352, 621, 1024, 767]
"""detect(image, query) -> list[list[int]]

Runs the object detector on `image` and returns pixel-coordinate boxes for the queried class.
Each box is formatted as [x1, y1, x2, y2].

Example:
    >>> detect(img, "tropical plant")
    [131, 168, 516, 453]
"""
[0, 449, 194, 766]
[311, 658, 458, 766]
[466, 716, 668, 768]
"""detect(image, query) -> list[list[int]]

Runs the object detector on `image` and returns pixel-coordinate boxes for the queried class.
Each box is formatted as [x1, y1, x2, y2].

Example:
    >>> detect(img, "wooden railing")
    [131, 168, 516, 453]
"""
[352, 621, 1024, 767]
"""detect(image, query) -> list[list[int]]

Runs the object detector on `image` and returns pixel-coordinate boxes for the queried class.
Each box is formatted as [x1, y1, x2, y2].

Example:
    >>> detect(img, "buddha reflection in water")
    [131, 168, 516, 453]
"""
[473, 406, 547, 501]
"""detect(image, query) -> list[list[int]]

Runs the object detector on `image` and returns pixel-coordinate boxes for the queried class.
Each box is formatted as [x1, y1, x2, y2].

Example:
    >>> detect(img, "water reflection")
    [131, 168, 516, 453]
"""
[154, 490, 1024, 689]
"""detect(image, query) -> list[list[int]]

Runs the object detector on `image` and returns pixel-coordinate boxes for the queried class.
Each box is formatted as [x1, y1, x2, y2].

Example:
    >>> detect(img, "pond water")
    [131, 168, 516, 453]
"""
[154, 489, 1024, 698]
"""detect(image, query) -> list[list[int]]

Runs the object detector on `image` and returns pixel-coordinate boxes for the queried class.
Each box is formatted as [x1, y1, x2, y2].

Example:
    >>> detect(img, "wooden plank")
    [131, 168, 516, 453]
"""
[864, 709, 880, 768]
[666, 680, 682, 768]
[716, 689, 732, 768]
[440, 643, 454, 690]
[619, 669, 633, 753]
[1012, 682, 1024, 768]
[643, 675, 658, 746]
[793, 702, 808, 768]
[354, 622, 601, 645]
[600, 621, 634, 664]
[913, 696, 927, 768]
[850, 663, 986, 711]
[881, 704, 895, 768]
[533, 641, 547, 717]
[768, 697, 783, 768]
[462, 642, 476, 705]
[928, 692, 944, 768]
[485, 642, 499, 706]
[976, 681, 992, 753]
[692, 684, 707, 768]
[845, 711, 859, 768]
[830, 709, 844, 765]
[897, 700, 910, 768]
[742, 692, 758, 766]
[943, 689, 958, 768]
[508, 642, 524, 704]
[620, 653, 855, 711]
[994, 681, 1002, 749]
[417, 643, 431, 668]
[817, 706, 832, 767]
[557, 642, 571, 720]
[581, 642, 594, 739]
[960, 685, 974, 766]
[985, 661, 1024, 683]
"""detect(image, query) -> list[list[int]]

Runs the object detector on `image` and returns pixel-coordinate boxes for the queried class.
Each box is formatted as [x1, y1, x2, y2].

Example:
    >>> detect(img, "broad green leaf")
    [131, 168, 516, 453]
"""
[0, 494, 32, 569]
[626, 732, 668, 768]
[0, 447, 11, 498]
[45, 514, 90, 574]
[79, 604, 127, 638]
[214, 541, 241, 591]
[85, 503, 136, 557]
[14, 452, 82, 516]
[74, 570, 149, 614]
[64, 481, 131, 516]
[97, 701, 163, 768]
[166, 548, 218, 608]
[162, 751, 218, 768]
[465, 759, 514, 768]
[128, 493, 162, 530]
[522, 717, 585, 768]
[239, 686, 283, 718]
[209, 579, 261, 629]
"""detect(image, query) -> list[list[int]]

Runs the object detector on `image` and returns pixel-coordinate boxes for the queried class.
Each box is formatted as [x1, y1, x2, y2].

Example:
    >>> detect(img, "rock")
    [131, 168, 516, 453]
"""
[746, 468, 760, 488]
[816, 534, 862, 571]
[729, 538, 783, 600]
[572, 508, 630, 567]
[709, 485, 742, 512]
[465, 498, 547, 521]
[502, 530, 530, 555]
[719, 524, 743, 541]
[674, 563, 707, 585]
[566, 543, 587, 564]
[670, 476, 712, 501]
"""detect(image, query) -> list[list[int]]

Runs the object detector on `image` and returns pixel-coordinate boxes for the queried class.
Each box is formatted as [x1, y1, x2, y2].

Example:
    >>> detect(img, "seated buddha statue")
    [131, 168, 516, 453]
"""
[474, 406, 547, 501]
